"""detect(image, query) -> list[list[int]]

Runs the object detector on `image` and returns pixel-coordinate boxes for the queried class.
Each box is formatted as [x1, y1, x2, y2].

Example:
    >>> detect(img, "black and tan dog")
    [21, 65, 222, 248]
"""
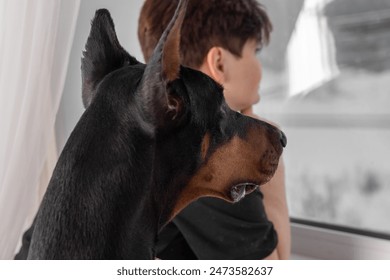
[27, 0, 286, 259]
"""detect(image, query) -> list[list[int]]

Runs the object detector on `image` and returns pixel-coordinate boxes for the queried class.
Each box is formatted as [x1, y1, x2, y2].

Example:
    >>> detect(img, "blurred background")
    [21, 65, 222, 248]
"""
[257, 0, 390, 235]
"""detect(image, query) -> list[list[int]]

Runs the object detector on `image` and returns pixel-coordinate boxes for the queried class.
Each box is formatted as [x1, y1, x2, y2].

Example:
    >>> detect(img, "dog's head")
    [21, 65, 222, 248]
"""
[82, 0, 286, 226]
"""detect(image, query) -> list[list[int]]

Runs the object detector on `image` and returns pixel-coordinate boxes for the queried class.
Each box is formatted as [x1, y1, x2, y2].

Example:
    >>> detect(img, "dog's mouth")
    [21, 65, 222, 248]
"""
[230, 183, 259, 203]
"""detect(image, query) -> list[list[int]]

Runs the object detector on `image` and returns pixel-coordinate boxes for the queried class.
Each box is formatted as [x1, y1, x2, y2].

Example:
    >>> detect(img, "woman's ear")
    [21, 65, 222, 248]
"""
[201, 46, 227, 84]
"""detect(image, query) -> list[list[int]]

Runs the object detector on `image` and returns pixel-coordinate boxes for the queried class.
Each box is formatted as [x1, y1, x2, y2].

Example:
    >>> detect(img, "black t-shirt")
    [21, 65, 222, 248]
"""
[156, 189, 277, 260]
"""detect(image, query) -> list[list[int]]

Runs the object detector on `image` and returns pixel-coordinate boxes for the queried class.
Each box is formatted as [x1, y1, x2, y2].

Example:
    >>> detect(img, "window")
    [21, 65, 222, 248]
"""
[256, 0, 390, 235]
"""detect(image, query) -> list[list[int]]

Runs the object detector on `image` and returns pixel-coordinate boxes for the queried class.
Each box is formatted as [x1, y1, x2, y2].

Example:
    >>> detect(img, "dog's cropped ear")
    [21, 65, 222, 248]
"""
[82, 9, 140, 108]
[139, 0, 188, 126]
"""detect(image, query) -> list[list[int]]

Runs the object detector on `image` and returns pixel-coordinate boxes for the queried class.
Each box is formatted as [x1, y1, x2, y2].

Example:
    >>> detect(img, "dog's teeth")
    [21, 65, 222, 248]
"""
[231, 185, 246, 202]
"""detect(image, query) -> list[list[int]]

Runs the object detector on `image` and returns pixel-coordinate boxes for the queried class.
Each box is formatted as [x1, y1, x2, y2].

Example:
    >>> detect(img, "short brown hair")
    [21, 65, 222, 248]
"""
[138, 0, 272, 68]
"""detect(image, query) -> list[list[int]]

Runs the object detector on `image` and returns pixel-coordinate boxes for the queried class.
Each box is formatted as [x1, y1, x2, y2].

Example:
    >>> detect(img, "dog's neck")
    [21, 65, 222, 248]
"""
[29, 99, 169, 259]
[150, 129, 204, 230]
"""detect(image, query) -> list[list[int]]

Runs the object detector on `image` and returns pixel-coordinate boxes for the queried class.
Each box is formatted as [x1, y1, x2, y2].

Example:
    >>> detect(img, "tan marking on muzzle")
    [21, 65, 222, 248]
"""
[170, 125, 283, 219]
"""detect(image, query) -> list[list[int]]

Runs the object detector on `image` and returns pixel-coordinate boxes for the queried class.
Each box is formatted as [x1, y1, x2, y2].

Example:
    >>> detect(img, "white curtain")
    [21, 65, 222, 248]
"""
[0, 0, 80, 259]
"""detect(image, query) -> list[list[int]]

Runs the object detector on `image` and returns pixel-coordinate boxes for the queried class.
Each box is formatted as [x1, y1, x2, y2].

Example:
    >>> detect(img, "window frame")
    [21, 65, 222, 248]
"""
[291, 219, 390, 259]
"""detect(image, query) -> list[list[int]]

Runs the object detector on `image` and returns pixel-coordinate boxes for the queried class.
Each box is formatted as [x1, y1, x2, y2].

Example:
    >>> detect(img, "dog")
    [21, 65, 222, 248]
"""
[27, 0, 286, 259]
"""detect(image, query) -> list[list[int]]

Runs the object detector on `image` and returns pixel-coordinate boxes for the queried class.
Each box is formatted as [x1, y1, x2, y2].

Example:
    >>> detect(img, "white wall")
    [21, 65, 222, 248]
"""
[55, 0, 144, 151]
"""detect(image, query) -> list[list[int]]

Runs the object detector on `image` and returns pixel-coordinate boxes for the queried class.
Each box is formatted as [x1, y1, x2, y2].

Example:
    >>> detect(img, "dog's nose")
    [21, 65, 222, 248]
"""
[280, 130, 287, 148]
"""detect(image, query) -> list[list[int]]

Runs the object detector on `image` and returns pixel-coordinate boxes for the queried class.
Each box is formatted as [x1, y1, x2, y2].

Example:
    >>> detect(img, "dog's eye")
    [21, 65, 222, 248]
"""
[220, 103, 229, 116]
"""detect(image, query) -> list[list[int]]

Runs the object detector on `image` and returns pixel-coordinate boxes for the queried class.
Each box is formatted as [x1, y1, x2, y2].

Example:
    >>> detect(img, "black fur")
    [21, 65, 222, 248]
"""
[28, 1, 285, 259]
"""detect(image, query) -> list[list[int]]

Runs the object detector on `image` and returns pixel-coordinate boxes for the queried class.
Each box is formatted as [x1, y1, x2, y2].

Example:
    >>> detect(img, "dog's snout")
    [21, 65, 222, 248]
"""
[280, 130, 287, 148]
